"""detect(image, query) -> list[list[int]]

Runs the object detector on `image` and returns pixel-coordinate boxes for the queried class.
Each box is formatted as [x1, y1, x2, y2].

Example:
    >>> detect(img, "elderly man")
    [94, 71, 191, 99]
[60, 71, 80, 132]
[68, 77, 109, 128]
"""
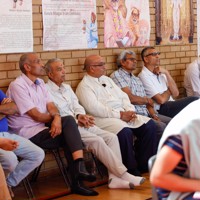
[184, 58, 200, 97]
[138, 46, 198, 118]
[110, 50, 171, 136]
[76, 54, 159, 175]
[6, 53, 97, 196]
[0, 90, 44, 198]
[44, 58, 145, 189]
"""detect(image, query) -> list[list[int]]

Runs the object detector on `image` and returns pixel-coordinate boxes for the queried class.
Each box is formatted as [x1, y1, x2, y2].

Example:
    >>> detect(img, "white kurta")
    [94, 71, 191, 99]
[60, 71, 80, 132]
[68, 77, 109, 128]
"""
[76, 74, 150, 134]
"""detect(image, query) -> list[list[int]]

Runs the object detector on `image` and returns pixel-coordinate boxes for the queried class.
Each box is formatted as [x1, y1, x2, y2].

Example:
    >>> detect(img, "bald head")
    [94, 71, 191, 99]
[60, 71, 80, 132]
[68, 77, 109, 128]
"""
[84, 55, 106, 78]
[84, 55, 102, 71]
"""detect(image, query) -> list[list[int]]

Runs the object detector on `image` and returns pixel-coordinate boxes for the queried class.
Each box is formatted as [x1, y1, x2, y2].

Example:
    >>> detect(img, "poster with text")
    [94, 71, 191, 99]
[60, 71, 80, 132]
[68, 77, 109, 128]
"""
[42, 0, 98, 50]
[103, 0, 150, 48]
[197, 0, 200, 57]
[155, 0, 194, 45]
[0, 0, 33, 53]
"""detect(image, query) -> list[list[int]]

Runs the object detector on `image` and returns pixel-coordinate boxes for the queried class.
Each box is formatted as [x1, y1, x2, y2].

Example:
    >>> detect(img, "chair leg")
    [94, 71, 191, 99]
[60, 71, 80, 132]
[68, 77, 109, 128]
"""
[23, 177, 35, 199]
[31, 163, 43, 182]
[51, 149, 71, 187]
[91, 153, 104, 178]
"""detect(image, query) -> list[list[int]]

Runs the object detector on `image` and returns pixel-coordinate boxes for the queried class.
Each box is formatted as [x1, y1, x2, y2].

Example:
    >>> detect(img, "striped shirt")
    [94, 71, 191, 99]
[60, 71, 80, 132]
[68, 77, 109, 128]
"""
[110, 68, 149, 116]
[156, 135, 187, 200]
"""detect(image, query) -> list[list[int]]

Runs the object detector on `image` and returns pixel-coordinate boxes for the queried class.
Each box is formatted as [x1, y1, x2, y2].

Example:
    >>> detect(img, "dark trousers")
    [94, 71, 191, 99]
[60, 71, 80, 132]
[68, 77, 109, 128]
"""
[30, 115, 83, 180]
[117, 119, 158, 173]
[158, 96, 199, 118]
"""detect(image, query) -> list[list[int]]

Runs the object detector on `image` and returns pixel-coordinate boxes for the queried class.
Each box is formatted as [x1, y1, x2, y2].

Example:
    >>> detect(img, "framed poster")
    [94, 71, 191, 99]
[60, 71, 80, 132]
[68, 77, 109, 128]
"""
[155, 0, 194, 45]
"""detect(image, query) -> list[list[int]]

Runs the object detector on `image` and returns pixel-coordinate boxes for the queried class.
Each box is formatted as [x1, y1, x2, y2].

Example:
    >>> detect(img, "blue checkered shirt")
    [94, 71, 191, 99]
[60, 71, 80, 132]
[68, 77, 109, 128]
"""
[110, 68, 149, 116]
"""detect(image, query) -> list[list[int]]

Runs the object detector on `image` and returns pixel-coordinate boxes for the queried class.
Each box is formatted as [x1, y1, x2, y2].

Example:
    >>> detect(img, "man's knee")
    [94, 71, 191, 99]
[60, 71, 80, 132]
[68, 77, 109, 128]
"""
[61, 115, 77, 127]
[1, 154, 18, 173]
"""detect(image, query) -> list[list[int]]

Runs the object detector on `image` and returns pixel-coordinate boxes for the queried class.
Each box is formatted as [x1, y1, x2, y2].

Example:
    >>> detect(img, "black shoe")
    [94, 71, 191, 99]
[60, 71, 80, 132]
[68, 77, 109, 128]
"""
[72, 181, 99, 196]
[74, 159, 96, 182]
[127, 169, 141, 176]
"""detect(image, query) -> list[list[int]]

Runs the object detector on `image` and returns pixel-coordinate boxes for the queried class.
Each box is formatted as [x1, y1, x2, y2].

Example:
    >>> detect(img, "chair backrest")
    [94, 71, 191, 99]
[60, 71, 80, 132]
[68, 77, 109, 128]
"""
[148, 155, 158, 200]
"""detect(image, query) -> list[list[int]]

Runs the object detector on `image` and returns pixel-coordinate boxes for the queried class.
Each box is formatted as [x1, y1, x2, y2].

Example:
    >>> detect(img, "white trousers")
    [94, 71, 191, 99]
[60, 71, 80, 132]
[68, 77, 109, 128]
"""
[79, 125, 127, 177]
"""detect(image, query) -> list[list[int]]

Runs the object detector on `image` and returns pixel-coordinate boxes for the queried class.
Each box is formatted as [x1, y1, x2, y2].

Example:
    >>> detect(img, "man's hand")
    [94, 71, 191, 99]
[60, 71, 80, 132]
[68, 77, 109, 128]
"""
[146, 97, 154, 108]
[120, 111, 137, 122]
[77, 114, 95, 128]
[1, 98, 12, 105]
[50, 115, 62, 138]
[0, 138, 19, 151]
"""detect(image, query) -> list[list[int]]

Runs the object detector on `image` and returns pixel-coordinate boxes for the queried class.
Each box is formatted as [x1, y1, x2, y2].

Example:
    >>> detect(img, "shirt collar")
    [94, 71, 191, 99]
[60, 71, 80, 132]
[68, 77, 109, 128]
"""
[118, 68, 133, 77]
[21, 73, 41, 86]
[143, 66, 156, 77]
[47, 79, 64, 92]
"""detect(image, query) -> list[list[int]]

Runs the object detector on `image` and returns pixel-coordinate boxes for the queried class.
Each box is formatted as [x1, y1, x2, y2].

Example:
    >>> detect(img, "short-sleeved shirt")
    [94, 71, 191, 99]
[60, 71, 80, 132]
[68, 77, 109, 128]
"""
[110, 68, 149, 116]
[184, 59, 200, 97]
[156, 135, 187, 200]
[6, 74, 52, 139]
[138, 66, 174, 110]
[0, 90, 8, 132]
[46, 79, 85, 119]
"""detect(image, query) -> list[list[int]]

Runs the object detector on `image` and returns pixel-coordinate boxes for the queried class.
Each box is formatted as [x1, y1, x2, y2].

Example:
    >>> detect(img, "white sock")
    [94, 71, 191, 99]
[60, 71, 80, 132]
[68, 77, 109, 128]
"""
[121, 172, 145, 186]
[108, 177, 134, 189]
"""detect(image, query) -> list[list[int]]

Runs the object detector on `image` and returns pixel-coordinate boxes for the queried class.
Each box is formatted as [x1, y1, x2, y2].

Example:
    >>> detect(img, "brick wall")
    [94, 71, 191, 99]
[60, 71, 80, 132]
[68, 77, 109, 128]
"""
[0, 0, 198, 95]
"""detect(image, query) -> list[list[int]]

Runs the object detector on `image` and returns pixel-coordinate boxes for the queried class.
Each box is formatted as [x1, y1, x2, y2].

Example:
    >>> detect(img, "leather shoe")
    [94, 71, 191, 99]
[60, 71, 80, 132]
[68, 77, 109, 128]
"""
[75, 160, 96, 182]
[72, 180, 99, 196]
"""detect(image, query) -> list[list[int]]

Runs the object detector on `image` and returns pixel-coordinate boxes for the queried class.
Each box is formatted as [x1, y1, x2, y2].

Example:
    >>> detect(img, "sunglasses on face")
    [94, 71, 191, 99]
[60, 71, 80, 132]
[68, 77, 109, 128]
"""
[145, 52, 161, 57]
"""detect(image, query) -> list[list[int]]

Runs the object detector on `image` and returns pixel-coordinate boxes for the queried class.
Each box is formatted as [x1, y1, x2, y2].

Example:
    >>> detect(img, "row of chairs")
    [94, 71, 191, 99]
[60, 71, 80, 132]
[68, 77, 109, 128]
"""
[21, 148, 106, 199]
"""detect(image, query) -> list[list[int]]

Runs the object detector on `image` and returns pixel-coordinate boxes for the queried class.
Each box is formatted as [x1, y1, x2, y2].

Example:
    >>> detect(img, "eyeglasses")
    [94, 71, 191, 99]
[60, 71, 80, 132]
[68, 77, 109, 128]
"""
[145, 52, 161, 57]
[90, 62, 106, 67]
[125, 58, 136, 62]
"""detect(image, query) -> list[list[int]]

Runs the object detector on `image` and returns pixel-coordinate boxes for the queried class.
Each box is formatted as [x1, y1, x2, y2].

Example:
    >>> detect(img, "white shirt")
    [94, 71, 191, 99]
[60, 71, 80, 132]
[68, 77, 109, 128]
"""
[138, 66, 174, 110]
[46, 79, 85, 119]
[76, 74, 150, 134]
[184, 59, 200, 97]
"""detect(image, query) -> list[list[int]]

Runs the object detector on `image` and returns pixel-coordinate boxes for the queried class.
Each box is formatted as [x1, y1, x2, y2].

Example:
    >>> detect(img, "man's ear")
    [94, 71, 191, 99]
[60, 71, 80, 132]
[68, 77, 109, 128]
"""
[24, 63, 31, 72]
[120, 59, 125, 67]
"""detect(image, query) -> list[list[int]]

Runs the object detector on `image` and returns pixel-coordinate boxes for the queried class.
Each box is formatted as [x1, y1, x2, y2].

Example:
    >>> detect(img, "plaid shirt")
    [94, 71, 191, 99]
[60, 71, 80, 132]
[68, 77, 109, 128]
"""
[110, 68, 149, 116]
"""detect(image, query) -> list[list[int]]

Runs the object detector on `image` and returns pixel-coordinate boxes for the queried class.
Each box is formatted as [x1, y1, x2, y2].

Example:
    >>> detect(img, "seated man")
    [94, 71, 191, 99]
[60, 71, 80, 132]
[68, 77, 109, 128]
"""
[6, 53, 97, 196]
[150, 99, 200, 200]
[76, 54, 159, 175]
[44, 58, 145, 188]
[111, 50, 171, 136]
[0, 90, 44, 198]
[184, 58, 200, 97]
[138, 46, 198, 118]
[0, 164, 11, 200]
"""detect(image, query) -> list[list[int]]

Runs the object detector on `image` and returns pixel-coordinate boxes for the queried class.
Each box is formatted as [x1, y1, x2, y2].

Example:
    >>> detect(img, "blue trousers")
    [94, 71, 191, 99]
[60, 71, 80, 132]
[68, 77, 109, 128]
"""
[0, 132, 44, 187]
[117, 119, 158, 173]
[158, 96, 199, 118]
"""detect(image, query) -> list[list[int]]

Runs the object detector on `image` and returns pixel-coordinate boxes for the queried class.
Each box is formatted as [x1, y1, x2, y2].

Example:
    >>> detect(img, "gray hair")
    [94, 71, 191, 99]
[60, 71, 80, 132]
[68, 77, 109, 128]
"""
[117, 50, 136, 68]
[45, 58, 63, 73]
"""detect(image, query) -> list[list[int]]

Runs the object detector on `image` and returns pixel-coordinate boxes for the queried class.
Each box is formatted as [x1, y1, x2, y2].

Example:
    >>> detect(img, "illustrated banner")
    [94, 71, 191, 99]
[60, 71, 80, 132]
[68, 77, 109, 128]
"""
[0, 0, 33, 53]
[155, 0, 194, 45]
[42, 0, 98, 50]
[103, 0, 150, 48]
[197, 0, 200, 57]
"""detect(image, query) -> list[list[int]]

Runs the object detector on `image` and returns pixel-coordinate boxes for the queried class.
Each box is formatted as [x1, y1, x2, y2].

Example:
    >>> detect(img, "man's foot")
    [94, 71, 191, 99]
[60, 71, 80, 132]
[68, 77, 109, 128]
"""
[121, 172, 146, 186]
[108, 177, 134, 189]
[72, 181, 98, 196]
[74, 159, 96, 182]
